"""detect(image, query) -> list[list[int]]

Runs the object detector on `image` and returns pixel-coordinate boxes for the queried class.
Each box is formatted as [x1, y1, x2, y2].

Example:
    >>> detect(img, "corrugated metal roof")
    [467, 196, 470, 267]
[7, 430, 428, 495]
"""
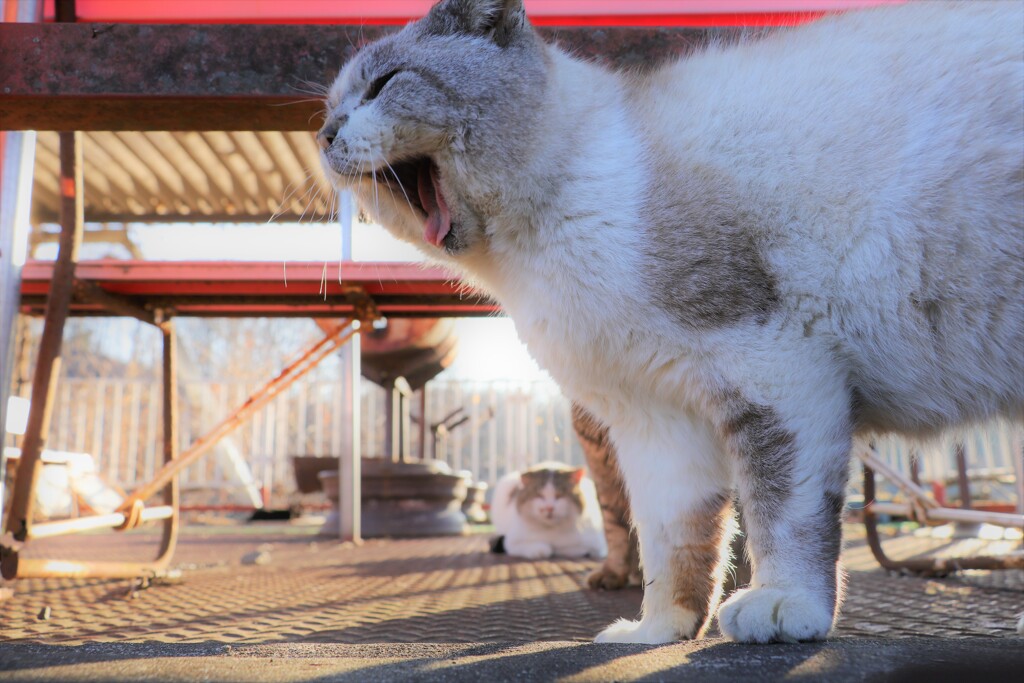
[31, 131, 333, 225]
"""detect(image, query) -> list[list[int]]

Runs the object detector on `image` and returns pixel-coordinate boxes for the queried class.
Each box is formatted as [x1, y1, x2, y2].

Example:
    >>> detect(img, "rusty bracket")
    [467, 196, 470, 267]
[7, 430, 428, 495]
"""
[343, 285, 381, 326]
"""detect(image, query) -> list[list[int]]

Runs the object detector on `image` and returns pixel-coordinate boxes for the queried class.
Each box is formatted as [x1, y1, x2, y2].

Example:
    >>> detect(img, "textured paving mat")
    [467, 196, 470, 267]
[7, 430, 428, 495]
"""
[1, 527, 1021, 646]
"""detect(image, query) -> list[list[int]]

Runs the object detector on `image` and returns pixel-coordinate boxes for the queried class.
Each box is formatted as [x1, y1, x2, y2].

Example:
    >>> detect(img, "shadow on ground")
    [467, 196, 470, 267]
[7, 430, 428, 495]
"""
[2, 637, 1023, 682]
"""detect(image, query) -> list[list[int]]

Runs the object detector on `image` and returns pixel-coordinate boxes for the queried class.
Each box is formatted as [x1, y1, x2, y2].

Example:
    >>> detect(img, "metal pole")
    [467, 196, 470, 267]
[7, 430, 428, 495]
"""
[0, 131, 36, 441]
[397, 377, 412, 463]
[337, 189, 361, 542]
[157, 317, 180, 559]
[954, 442, 972, 509]
[339, 322, 361, 542]
[418, 388, 428, 461]
[391, 384, 402, 462]
[384, 382, 395, 461]
[0, 7, 43, 425]
[3, 132, 83, 545]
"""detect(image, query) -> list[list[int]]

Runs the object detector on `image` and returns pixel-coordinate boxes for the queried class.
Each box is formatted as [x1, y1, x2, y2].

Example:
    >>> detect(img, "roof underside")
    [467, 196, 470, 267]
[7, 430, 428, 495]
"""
[31, 131, 330, 226]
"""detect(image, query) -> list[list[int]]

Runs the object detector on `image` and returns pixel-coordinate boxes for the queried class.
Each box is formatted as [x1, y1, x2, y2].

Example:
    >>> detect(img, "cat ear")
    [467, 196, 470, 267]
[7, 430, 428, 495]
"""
[570, 468, 586, 485]
[425, 0, 528, 47]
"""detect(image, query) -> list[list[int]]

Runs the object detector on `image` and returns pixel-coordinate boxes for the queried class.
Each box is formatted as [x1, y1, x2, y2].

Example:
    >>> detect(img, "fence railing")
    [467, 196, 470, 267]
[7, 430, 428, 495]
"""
[29, 377, 585, 506]
[16, 375, 1023, 510]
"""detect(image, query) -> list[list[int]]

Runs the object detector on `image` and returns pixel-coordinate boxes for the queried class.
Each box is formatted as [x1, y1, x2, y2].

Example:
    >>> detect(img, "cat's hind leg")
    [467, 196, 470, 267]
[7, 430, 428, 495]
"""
[595, 412, 733, 644]
[716, 384, 851, 643]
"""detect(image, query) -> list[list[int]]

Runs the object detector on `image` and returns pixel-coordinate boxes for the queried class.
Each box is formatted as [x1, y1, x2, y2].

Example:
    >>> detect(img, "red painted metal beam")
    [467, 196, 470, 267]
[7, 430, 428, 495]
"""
[18, 259, 501, 318]
[42, 0, 901, 26]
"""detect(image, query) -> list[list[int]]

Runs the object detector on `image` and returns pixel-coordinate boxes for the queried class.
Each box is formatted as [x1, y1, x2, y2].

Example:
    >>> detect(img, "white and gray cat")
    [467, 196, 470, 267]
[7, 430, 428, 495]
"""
[318, 0, 1023, 643]
[489, 462, 607, 560]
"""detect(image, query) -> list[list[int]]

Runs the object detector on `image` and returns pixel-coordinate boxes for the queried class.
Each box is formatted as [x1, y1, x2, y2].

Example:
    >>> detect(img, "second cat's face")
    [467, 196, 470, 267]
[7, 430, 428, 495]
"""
[515, 467, 586, 528]
[318, 0, 545, 259]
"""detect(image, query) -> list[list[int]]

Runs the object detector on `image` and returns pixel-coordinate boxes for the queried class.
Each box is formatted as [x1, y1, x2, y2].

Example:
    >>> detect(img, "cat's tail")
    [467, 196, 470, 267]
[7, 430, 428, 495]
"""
[489, 535, 506, 554]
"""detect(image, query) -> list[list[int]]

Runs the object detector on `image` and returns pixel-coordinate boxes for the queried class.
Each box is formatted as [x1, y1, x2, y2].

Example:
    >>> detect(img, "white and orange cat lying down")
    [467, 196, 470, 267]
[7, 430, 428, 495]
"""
[318, 0, 1024, 643]
[488, 462, 607, 560]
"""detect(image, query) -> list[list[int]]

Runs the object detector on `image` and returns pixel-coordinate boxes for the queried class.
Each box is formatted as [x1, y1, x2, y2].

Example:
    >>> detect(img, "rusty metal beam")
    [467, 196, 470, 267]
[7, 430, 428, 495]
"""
[70, 280, 157, 325]
[0, 23, 722, 131]
[2, 132, 83, 549]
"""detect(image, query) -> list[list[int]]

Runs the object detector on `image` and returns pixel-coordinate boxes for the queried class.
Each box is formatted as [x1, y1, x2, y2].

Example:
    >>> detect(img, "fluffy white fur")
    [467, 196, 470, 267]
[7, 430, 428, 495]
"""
[321, 0, 1024, 644]
[490, 468, 607, 560]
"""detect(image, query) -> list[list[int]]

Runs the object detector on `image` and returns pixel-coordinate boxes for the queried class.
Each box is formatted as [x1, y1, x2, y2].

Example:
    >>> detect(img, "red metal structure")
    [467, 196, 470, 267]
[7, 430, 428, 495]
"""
[42, 0, 898, 26]
[19, 260, 498, 318]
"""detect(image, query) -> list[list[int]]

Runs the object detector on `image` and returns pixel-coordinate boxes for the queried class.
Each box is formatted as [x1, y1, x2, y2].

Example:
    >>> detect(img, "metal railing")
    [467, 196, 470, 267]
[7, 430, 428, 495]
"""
[14, 373, 1022, 512]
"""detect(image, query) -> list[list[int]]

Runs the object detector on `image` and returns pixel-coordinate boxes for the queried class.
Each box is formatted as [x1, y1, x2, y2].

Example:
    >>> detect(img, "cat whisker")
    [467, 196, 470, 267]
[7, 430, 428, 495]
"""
[270, 97, 326, 108]
[270, 171, 316, 224]
[290, 78, 329, 97]
[384, 160, 418, 217]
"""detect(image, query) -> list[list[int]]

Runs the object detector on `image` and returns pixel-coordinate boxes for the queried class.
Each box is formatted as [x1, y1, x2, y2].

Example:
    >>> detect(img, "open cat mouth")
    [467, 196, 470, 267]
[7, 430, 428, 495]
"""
[364, 157, 451, 248]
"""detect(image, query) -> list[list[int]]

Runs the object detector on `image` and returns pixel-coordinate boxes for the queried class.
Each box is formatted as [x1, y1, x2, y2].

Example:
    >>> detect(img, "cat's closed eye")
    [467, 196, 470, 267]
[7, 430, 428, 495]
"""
[365, 70, 400, 102]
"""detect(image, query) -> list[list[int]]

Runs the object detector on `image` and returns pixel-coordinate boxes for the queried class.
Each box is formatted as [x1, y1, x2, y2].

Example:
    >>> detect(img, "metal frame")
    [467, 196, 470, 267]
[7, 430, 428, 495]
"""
[0, 131, 371, 577]
[858, 446, 1024, 576]
[18, 259, 500, 319]
[1, 312, 365, 579]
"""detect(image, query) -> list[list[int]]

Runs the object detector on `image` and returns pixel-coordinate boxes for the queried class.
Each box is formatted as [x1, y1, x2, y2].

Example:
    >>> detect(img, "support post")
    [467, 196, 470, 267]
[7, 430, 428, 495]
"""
[339, 322, 361, 542]
[399, 379, 411, 463]
[387, 382, 399, 462]
[2, 132, 83, 546]
[954, 442, 972, 509]
[418, 388, 428, 461]
[157, 316, 180, 559]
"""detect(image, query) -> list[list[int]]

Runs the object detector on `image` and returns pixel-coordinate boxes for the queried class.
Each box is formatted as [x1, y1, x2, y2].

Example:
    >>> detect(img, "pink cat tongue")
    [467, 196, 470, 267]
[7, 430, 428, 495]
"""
[418, 162, 451, 247]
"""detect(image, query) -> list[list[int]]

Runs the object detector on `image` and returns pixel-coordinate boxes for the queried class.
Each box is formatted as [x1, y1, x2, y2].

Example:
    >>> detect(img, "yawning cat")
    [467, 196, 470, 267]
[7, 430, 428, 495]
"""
[318, 0, 1024, 643]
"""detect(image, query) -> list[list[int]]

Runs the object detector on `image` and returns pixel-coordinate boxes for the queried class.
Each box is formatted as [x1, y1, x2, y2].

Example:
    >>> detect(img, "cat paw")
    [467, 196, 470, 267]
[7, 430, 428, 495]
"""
[507, 541, 553, 559]
[587, 565, 630, 590]
[594, 613, 697, 644]
[718, 587, 833, 643]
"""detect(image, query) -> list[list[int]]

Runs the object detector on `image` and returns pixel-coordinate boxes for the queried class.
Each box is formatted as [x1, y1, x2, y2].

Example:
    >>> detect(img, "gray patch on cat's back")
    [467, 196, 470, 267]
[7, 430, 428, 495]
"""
[641, 162, 780, 329]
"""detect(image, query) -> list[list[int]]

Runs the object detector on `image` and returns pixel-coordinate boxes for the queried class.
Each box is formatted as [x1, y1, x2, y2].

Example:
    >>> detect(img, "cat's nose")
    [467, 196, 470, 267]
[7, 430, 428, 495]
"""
[317, 119, 340, 151]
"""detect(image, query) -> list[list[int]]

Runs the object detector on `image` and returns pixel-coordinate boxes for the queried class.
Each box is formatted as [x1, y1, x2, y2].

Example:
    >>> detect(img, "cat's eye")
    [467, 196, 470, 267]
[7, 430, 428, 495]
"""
[365, 70, 400, 102]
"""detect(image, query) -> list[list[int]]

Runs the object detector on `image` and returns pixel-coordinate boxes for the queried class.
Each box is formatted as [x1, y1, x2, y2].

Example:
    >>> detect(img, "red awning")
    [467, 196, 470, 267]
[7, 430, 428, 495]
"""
[42, 0, 904, 26]
[19, 260, 500, 318]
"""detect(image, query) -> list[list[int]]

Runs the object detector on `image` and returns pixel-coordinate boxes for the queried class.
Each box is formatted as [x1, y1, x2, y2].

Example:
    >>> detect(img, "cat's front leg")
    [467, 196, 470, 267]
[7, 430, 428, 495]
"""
[503, 538, 554, 559]
[594, 413, 733, 644]
[716, 388, 851, 643]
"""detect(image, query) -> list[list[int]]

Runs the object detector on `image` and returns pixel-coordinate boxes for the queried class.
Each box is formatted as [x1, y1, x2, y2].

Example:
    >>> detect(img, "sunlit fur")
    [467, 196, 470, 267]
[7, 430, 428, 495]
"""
[321, 0, 1024, 644]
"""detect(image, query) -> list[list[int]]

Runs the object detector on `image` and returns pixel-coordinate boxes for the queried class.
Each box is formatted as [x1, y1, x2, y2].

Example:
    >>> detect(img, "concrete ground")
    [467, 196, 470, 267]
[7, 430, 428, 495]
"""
[1, 524, 1021, 682]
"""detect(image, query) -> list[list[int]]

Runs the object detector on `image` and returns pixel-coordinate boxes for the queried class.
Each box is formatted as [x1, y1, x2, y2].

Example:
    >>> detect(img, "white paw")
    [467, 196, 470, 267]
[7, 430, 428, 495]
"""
[508, 541, 553, 559]
[718, 587, 834, 643]
[594, 611, 698, 645]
